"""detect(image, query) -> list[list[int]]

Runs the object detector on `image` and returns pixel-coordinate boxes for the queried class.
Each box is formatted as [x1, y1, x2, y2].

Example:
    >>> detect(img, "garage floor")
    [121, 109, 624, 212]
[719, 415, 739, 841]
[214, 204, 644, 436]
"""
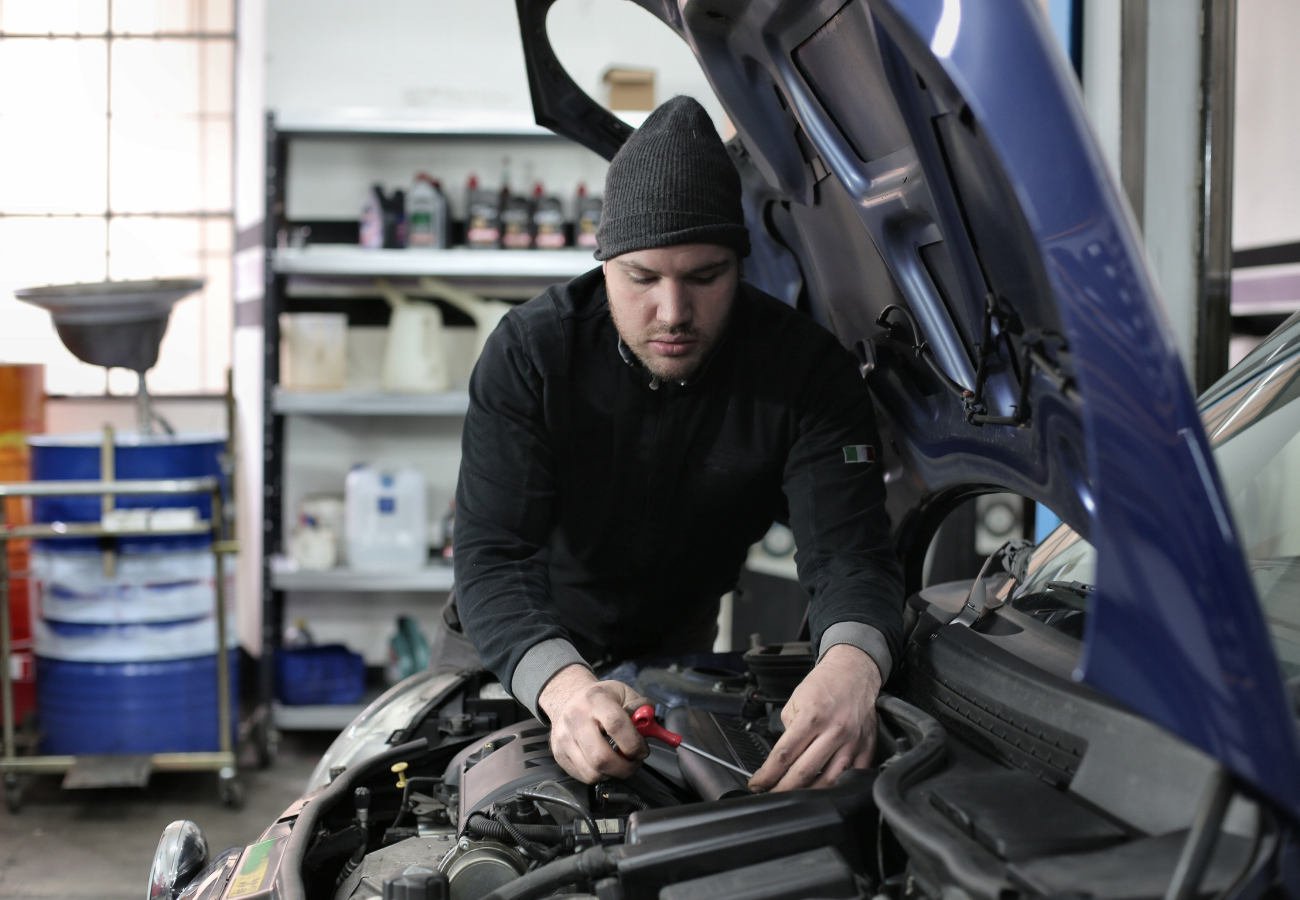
[0, 734, 334, 900]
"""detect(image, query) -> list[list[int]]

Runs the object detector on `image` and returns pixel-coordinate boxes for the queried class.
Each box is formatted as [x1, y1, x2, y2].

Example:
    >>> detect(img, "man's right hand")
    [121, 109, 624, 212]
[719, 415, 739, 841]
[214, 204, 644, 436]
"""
[539, 664, 650, 783]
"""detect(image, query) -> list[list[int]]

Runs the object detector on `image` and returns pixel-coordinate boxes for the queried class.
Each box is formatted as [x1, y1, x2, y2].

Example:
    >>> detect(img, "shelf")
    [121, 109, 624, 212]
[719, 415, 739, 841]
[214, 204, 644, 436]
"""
[274, 108, 563, 138]
[274, 246, 598, 279]
[273, 696, 376, 731]
[274, 388, 470, 416]
[272, 107, 650, 138]
[272, 564, 454, 592]
[1231, 262, 1300, 316]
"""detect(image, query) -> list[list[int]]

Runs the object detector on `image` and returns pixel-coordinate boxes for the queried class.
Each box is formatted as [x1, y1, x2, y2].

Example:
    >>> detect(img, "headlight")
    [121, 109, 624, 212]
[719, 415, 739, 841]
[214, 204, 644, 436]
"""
[306, 669, 466, 790]
[148, 820, 208, 900]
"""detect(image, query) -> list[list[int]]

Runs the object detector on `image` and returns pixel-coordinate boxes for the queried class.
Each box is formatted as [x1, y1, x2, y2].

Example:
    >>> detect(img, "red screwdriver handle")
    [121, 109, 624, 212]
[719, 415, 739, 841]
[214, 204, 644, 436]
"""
[631, 705, 682, 748]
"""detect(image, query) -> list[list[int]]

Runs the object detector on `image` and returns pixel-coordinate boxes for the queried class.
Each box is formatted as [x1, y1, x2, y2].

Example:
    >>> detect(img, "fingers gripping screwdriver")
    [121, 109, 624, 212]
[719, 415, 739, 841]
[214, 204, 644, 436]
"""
[630, 705, 754, 780]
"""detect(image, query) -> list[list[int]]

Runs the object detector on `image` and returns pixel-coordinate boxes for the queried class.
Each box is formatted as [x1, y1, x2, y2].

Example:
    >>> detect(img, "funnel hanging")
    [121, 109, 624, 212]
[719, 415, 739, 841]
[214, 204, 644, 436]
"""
[15, 278, 204, 373]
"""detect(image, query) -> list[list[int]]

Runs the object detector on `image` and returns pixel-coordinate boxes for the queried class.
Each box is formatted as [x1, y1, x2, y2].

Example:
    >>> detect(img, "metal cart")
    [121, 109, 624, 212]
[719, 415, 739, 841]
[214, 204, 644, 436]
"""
[0, 475, 240, 812]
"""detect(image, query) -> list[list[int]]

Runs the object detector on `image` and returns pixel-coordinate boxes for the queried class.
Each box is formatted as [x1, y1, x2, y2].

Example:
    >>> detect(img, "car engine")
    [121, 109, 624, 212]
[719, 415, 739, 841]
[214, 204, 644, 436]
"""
[274, 641, 894, 900]
[173, 616, 1267, 900]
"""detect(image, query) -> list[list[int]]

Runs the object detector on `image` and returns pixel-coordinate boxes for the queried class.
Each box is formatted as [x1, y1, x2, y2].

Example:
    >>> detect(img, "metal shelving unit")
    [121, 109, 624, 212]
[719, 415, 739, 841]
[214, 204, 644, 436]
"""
[258, 112, 595, 748]
[273, 246, 596, 279]
[271, 695, 380, 731]
[270, 563, 454, 593]
[272, 388, 470, 416]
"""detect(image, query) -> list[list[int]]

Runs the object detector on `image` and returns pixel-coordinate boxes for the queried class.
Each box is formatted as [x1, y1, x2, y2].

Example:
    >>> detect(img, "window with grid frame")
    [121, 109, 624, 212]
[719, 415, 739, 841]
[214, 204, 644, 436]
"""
[0, 0, 234, 396]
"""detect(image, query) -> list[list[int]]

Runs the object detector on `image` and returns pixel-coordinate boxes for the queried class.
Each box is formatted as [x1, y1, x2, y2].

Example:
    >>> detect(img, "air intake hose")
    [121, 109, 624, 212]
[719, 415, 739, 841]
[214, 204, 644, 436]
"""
[477, 845, 622, 900]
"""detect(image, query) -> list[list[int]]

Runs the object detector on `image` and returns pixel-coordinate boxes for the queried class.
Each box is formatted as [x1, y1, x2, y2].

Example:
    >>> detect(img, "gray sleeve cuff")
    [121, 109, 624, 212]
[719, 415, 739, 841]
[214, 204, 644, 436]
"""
[510, 638, 591, 722]
[817, 621, 893, 683]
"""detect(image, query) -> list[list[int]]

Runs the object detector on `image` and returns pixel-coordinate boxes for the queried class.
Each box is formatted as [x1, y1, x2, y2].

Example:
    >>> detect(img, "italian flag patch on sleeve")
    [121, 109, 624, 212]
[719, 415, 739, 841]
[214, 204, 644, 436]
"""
[842, 444, 875, 464]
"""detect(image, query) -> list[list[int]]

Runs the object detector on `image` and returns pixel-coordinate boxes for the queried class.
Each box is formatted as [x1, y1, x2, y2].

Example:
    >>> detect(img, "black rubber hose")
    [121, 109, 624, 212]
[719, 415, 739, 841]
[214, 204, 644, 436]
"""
[392, 776, 442, 829]
[477, 846, 621, 900]
[280, 739, 430, 900]
[495, 809, 545, 860]
[516, 788, 602, 847]
[466, 812, 566, 843]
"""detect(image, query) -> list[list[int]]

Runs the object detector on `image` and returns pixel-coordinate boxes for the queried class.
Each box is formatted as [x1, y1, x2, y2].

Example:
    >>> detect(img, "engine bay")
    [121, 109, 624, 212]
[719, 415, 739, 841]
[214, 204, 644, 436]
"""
[321, 644, 819, 900]
[187, 629, 1271, 900]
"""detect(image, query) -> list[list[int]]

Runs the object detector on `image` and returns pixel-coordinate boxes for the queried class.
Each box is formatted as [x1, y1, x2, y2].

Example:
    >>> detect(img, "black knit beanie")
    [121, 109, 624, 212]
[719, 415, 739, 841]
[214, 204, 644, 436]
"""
[594, 96, 750, 261]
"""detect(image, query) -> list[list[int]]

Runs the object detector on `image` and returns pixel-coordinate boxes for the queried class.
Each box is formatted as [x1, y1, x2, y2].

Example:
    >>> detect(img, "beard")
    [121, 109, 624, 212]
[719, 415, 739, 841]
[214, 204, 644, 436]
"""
[608, 302, 729, 382]
[631, 324, 712, 380]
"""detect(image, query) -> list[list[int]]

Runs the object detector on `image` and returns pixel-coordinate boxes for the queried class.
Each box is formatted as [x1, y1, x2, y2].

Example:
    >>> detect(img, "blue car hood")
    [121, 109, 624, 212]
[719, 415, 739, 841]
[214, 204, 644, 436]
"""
[515, 0, 1300, 813]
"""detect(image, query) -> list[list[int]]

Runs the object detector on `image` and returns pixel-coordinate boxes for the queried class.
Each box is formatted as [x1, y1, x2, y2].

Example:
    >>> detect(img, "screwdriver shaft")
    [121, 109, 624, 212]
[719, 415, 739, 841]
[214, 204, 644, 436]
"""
[678, 741, 753, 779]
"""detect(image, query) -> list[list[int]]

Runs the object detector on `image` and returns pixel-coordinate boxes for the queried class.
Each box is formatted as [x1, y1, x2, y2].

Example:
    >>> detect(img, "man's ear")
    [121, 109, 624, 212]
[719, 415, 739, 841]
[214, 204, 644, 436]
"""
[737, 257, 745, 280]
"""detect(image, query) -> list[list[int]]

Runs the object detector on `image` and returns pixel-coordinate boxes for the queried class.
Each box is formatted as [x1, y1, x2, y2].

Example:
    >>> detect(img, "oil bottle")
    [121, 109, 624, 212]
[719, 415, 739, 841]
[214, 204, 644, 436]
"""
[532, 183, 567, 249]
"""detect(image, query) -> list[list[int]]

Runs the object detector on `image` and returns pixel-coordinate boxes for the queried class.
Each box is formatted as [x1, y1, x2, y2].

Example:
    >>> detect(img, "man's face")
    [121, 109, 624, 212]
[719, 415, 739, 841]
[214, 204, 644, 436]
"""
[603, 243, 740, 382]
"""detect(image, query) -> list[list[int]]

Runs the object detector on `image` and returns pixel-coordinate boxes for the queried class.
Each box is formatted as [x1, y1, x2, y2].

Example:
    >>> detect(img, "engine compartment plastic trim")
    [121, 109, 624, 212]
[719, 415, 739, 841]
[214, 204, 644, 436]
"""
[873, 694, 1006, 900]
[278, 738, 430, 900]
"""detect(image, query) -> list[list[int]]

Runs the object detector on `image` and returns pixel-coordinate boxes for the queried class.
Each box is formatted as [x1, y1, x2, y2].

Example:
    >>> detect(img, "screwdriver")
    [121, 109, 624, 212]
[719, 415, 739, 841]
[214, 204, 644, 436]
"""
[629, 705, 754, 780]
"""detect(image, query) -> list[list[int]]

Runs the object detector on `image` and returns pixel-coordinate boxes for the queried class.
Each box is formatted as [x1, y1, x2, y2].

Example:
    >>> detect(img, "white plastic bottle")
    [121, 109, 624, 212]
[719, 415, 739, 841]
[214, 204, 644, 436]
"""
[345, 465, 428, 572]
[360, 184, 386, 249]
[406, 173, 448, 249]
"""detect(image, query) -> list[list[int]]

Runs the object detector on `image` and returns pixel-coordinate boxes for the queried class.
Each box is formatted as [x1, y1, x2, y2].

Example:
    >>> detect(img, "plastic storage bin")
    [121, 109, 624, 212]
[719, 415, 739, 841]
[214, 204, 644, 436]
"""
[277, 644, 366, 705]
[282, 313, 347, 390]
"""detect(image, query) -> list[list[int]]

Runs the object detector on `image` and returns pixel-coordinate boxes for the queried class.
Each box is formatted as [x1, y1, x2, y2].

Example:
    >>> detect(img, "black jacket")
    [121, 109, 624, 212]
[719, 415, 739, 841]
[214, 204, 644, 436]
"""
[453, 268, 903, 704]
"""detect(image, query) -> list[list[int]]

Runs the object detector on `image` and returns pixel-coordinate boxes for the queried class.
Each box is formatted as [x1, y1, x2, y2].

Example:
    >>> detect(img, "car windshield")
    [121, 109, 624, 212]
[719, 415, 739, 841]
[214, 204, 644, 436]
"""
[1013, 315, 1300, 695]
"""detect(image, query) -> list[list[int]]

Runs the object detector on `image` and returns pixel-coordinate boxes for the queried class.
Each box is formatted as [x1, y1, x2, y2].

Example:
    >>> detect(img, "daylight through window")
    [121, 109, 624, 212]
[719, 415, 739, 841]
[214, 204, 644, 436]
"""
[0, 0, 234, 395]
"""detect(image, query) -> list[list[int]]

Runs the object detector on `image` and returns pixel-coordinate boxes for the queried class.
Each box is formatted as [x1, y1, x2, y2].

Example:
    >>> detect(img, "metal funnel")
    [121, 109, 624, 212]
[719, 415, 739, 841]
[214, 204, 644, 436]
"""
[15, 278, 205, 434]
[15, 278, 204, 372]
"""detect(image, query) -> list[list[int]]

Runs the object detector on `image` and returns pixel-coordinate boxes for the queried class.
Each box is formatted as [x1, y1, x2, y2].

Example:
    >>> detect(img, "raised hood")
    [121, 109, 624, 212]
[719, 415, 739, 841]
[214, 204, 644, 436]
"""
[516, 0, 1300, 814]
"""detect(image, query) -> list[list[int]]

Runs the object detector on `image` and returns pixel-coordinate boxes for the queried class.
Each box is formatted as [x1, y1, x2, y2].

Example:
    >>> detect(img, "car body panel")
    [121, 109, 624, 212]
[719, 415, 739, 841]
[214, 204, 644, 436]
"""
[515, 0, 1300, 814]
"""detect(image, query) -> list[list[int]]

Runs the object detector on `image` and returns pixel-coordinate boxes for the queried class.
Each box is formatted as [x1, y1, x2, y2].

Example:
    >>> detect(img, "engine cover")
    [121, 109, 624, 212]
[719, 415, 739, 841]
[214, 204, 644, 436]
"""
[448, 720, 587, 830]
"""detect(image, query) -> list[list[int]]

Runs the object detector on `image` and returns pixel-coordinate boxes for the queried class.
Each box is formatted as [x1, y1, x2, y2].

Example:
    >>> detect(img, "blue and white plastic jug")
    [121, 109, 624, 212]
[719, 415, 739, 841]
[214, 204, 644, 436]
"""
[345, 465, 428, 571]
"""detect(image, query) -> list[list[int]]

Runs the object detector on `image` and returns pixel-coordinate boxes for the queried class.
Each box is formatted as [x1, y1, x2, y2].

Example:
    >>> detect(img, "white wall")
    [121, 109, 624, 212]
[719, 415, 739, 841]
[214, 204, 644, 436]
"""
[1141, 0, 1204, 374]
[1081, 0, 1122, 183]
[1233, 0, 1300, 250]
[265, 0, 724, 130]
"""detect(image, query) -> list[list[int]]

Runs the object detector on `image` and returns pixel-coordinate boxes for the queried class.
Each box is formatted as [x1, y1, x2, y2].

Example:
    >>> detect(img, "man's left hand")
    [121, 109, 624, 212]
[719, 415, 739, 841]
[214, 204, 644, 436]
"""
[747, 643, 881, 792]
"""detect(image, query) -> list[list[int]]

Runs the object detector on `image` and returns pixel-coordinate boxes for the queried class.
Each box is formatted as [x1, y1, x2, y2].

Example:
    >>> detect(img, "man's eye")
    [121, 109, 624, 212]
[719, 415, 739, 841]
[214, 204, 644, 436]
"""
[629, 274, 655, 285]
[690, 273, 720, 285]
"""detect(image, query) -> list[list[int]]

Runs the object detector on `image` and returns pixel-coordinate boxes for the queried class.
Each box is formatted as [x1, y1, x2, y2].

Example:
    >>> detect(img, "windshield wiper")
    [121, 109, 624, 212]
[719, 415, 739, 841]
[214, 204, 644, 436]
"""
[1045, 580, 1094, 600]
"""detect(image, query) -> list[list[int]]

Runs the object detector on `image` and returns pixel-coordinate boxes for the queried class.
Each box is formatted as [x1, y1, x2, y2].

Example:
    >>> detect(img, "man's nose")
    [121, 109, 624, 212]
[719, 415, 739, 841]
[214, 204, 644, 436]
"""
[656, 278, 692, 328]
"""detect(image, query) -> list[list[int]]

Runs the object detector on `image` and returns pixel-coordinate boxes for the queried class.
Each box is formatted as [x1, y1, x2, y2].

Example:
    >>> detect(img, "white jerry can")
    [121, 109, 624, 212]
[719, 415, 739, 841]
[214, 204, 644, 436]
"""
[345, 465, 429, 572]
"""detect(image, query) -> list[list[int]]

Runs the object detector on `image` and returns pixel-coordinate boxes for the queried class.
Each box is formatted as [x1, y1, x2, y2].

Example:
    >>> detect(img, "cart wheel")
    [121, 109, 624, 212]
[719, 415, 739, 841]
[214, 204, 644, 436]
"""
[219, 767, 244, 810]
[252, 714, 278, 770]
[4, 774, 22, 814]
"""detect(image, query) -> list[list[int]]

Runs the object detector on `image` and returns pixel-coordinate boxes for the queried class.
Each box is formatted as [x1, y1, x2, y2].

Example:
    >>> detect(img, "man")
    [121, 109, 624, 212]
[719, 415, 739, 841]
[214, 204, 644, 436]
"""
[447, 96, 903, 793]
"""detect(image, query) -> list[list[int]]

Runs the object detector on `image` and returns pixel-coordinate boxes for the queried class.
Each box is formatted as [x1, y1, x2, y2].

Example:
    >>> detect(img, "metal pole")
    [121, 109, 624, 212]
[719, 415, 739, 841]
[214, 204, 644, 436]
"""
[213, 485, 232, 756]
[0, 506, 13, 762]
[1120, 0, 1148, 228]
[100, 424, 116, 578]
[136, 371, 154, 437]
[1196, 0, 1238, 393]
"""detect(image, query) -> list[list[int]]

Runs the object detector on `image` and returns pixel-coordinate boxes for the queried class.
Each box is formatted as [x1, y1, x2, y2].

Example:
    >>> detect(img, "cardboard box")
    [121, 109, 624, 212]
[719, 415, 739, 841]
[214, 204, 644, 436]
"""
[604, 68, 655, 112]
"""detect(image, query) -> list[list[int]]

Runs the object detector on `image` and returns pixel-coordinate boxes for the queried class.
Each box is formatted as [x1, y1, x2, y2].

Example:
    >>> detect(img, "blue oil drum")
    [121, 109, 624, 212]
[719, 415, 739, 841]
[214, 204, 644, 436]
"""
[27, 432, 225, 552]
[35, 653, 238, 755]
[27, 432, 236, 755]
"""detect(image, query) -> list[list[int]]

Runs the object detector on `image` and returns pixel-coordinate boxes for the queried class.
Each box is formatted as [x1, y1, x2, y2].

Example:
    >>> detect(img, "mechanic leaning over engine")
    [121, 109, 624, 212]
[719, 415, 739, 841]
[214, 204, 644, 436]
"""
[437, 95, 904, 794]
